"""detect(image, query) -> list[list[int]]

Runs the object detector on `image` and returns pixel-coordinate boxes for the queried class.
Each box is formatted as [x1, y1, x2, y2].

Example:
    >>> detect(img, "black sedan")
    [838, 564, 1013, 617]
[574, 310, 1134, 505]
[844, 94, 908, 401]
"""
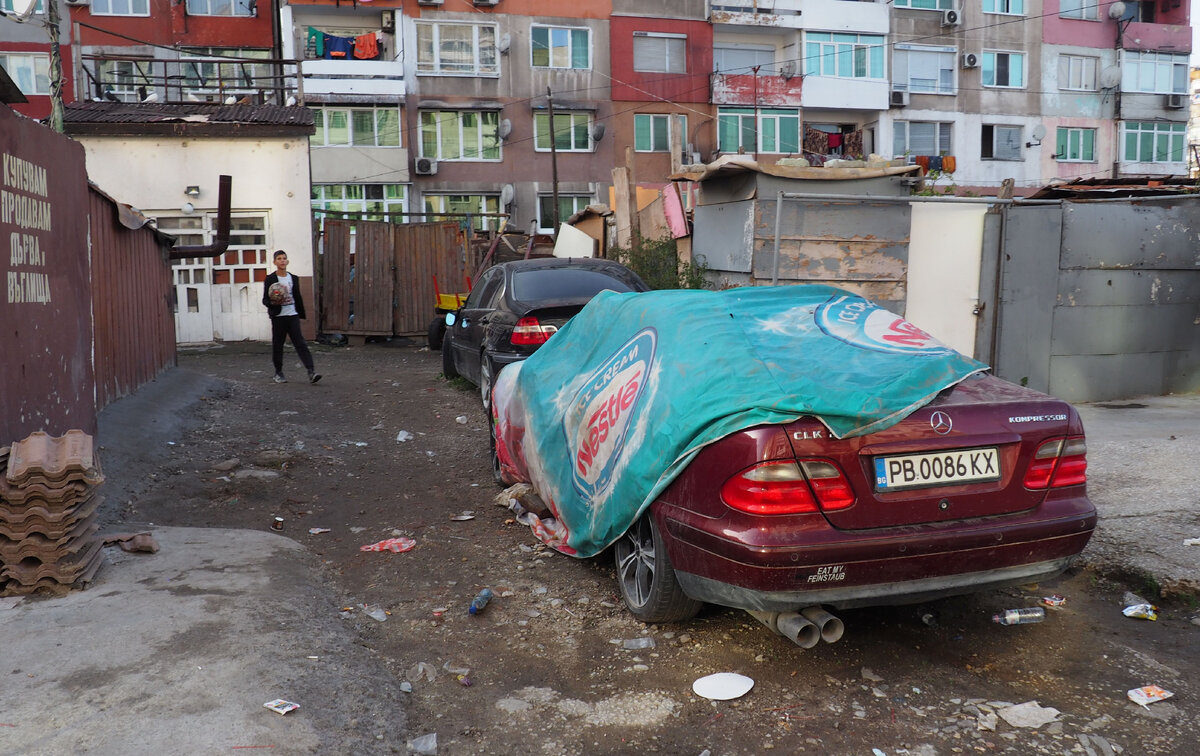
[441, 257, 649, 406]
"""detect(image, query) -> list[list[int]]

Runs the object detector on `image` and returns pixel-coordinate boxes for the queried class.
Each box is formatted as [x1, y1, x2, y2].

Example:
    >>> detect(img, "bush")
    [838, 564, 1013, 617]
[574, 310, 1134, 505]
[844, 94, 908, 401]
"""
[614, 234, 710, 290]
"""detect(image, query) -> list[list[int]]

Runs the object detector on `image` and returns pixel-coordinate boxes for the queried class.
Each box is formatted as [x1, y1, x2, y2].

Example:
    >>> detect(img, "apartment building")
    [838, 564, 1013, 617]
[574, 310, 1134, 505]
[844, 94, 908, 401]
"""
[0, 0, 74, 122]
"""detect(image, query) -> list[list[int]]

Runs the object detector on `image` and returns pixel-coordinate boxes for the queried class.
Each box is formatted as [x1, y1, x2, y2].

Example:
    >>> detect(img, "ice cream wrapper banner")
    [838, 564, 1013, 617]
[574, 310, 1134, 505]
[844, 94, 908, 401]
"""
[493, 285, 988, 557]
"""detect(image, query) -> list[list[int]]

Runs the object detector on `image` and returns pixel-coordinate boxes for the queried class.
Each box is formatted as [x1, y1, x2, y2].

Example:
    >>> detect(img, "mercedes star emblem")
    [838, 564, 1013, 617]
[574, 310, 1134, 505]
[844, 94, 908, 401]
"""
[930, 411, 953, 435]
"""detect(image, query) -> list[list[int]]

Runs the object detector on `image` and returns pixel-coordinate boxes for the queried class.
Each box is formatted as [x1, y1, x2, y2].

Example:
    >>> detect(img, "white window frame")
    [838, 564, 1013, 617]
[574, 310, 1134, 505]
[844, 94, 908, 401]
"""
[1056, 127, 1097, 162]
[312, 184, 408, 223]
[1121, 51, 1188, 94]
[0, 0, 43, 13]
[983, 0, 1024, 15]
[634, 113, 685, 152]
[804, 32, 886, 81]
[1121, 121, 1186, 163]
[1060, 55, 1097, 91]
[418, 110, 502, 161]
[1059, 0, 1100, 20]
[633, 32, 686, 74]
[416, 21, 500, 77]
[91, 0, 149, 16]
[982, 50, 1026, 89]
[982, 124, 1023, 161]
[0, 53, 50, 95]
[185, 0, 254, 17]
[537, 194, 593, 233]
[892, 0, 954, 8]
[893, 44, 956, 95]
[422, 194, 502, 231]
[313, 106, 403, 148]
[717, 107, 800, 155]
[533, 111, 593, 153]
[99, 59, 153, 102]
[893, 121, 953, 159]
[530, 24, 591, 70]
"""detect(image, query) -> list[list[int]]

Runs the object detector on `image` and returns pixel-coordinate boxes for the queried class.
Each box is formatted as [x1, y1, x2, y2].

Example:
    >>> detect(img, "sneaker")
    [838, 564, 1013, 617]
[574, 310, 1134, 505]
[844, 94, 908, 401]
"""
[308, 371, 322, 384]
[273, 373, 287, 383]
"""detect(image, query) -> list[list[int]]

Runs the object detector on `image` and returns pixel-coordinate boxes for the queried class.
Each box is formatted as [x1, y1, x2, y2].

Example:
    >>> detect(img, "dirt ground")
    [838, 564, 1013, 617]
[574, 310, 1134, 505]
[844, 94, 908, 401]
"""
[98, 341, 1198, 755]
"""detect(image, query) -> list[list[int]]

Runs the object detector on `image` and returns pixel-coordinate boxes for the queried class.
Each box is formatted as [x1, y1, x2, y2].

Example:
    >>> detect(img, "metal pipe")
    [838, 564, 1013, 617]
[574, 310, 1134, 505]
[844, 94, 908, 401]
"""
[747, 610, 820, 649]
[169, 174, 232, 260]
[778, 191, 1200, 206]
[800, 606, 845, 644]
[771, 190, 784, 285]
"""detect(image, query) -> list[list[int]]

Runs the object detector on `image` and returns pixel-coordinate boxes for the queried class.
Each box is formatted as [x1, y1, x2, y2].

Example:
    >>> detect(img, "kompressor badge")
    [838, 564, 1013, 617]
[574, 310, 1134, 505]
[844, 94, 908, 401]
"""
[815, 294, 954, 356]
[565, 328, 656, 501]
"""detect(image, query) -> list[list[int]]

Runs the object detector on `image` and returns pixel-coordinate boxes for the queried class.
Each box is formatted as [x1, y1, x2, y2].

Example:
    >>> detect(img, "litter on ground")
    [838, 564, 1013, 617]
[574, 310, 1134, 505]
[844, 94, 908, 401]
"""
[360, 537, 416, 553]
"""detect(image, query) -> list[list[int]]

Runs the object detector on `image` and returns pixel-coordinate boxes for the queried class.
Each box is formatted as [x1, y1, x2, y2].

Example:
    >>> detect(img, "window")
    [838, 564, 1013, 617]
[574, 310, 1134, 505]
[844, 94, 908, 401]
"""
[531, 25, 590, 69]
[1122, 121, 1185, 163]
[0, 53, 50, 95]
[983, 0, 1024, 14]
[713, 44, 777, 75]
[633, 32, 686, 74]
[185, 0, 254, 17]
[313, 107, 401, 148]
[179, 49, 270, 101]
[1059, 55, 1097, 91]
[1060, 0, 1099, 20]
[91, 0, 149, 15]
[718, 107, 800, 154]
[982, 51, 1025, 88]
[533, 112, 592, 152]
[423, 194, 502, 231]
[804, 32, 885, 80]
[635, 113, 685, 152]
[99, 60, 152, 102]
[419, 110, 501, 161]
[1055, 127, 1096, 162]
[0, 0, 43, 13]
[1121, 51, 1187, 94]
[417, 21, 499, 76]
[537, 195, 592, 233]
[981, 124, 1022, 160]
[893, 121, 952, 158]
[893, 45, 956, 94]
[312, 184, 408, 223]
[892, 0, 953, 8]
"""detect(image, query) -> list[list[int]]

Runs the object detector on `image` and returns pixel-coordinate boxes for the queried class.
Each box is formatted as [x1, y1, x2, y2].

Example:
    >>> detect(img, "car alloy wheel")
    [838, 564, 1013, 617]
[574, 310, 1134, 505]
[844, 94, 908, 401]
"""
[480, 355, 495, 409]
[613, 512, 702, 623]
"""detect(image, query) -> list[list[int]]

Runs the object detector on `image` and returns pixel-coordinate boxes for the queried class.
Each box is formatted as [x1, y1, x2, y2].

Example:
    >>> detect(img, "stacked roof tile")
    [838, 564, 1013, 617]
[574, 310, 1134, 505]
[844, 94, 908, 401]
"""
[1, 431, 105, 596]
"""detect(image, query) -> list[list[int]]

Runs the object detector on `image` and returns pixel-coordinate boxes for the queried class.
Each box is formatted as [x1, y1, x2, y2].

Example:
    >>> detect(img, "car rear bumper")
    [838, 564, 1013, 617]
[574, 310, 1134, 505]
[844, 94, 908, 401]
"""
[658, 493, 1096, 612]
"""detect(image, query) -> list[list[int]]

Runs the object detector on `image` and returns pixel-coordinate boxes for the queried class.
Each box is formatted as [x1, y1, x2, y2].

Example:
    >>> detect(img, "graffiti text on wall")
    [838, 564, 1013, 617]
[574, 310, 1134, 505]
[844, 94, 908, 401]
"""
[2, 153, 52, 305]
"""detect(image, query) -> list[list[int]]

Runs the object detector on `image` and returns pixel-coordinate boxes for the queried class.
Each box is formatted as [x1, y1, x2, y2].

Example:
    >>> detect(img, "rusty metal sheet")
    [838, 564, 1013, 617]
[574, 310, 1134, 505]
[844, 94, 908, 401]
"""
[0, 105, 95, 444]
[392, 222, 466, 337]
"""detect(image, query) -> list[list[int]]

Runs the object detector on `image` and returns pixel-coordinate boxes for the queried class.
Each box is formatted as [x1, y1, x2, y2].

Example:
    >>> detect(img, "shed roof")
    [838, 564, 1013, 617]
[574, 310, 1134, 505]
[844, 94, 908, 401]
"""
[63, 102, 314, 137]
[670, 154, 920, 183]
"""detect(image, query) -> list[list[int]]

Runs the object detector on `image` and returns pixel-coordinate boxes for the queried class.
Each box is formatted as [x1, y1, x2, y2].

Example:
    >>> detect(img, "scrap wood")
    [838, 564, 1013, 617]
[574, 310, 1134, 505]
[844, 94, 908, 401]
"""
[102, 531, 159, 553]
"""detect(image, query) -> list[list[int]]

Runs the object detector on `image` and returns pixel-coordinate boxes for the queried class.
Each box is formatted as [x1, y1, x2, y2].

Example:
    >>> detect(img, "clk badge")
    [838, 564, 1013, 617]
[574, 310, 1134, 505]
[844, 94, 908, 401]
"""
[930, 411, 953, 435]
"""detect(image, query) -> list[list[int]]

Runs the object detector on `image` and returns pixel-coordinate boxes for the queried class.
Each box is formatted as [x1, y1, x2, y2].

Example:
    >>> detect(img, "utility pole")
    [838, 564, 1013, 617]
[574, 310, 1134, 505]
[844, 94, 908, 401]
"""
[45, 0, 64, 132]
[547, 86, 560, 241]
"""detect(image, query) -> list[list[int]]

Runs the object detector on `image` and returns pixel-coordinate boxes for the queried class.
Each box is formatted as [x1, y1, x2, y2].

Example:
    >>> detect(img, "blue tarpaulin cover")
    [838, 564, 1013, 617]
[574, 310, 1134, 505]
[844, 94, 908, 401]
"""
[492, 285, 988, 558]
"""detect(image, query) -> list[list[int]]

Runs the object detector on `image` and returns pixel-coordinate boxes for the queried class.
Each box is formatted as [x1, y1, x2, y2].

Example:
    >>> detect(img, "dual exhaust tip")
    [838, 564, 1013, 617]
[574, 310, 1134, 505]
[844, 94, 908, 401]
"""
[748, 606, 845, 648]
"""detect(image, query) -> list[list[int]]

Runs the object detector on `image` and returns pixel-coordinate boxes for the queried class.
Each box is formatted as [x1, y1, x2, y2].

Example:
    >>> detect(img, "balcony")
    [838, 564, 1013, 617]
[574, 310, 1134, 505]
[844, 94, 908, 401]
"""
[300, 59, 405, 98]
[712, 72, 803, 107]
[80, 54, 298, 106]
[1121, 22, 1192, 54]
[712, 0, 887, 35]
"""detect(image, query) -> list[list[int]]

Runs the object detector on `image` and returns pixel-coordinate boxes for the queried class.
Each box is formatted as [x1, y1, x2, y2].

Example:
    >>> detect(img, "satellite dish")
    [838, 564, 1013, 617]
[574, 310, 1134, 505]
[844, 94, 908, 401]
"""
[499, 184, 515, 207]
[1031, 124, 1046, 142]
[590, 123, 606, 142]
[10, 0, 38, 21]
[1108, 1, 1127, 20]
[499, 118, 512, 140]
[1099, 65, 1122, 89]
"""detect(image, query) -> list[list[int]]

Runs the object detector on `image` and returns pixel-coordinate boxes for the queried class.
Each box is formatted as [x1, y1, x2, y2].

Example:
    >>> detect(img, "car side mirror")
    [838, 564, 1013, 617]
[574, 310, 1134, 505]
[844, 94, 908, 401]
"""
[445, 312, 456, 326]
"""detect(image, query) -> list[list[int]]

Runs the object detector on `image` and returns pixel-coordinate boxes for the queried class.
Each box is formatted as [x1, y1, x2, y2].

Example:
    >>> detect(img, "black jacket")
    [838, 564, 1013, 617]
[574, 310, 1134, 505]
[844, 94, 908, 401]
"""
[263, 272, 307, 320]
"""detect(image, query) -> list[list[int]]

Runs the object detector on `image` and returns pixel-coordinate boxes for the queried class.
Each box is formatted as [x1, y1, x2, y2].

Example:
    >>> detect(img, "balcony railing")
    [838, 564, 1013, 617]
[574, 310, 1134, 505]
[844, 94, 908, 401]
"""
[1121, 22, 1192, 54]
[80, 54, 301, 106]
[711, 71, 804, 107]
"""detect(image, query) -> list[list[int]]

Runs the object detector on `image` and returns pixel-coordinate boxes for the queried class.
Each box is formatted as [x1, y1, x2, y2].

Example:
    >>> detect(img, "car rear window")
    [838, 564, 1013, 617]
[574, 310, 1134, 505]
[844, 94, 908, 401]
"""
[511, 268, 638, 301]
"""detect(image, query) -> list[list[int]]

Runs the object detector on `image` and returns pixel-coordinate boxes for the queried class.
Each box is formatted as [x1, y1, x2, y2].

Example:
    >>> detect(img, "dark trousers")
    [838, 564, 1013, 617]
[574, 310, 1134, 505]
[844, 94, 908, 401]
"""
[271, 315, 315, 374]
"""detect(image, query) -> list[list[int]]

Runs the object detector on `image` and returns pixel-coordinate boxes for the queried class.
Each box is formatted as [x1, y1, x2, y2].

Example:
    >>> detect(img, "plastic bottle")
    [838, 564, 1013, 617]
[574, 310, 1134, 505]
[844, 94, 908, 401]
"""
[468, 588, 494, 615]
[992, 607, 1045, 625]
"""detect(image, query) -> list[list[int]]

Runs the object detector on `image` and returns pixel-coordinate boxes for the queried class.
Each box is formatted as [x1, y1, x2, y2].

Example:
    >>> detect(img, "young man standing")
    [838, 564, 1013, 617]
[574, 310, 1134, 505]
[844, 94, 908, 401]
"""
[263, 249, 321, 384]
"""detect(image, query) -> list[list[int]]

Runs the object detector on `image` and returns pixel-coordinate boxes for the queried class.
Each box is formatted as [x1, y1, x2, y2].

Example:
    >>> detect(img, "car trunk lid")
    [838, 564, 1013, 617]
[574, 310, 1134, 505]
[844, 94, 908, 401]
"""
[784, 374, 1082, 530]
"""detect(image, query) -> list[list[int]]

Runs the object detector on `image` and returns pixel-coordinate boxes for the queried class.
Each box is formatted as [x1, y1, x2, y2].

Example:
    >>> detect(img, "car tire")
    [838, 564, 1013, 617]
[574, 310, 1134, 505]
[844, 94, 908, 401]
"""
[488, 413, 504, 486]
[613, 512, 703, 623]
[427, 316, 445, 351]
[480, 354, 496, 409]
[442, 331, 458, 379]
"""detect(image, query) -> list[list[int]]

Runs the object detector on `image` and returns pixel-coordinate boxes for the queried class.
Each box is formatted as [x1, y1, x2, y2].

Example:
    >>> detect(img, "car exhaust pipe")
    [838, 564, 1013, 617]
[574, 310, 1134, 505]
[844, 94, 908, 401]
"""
[800, 605, 845, 644]
[747, 610, 820, 649]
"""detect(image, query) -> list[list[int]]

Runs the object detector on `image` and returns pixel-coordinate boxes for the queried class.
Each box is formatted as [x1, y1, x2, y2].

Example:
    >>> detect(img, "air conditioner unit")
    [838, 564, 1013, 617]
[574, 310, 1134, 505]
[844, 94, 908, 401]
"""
[1164, 93, 1186, 109]
[380, 10, 395, 33]
[415, 157, 438, 175]
[890, 90, 910, 107]
[961, 53, 980, 69]
[942, 9, 961, 26]
[417, 0, 443, 6]
[474, 0, 499, 5]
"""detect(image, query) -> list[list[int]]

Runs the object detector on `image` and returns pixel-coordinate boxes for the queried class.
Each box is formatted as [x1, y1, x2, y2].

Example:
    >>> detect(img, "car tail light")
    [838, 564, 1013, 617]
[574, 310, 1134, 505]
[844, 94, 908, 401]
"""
[721, 460, 854, 515]
[511, 317, 558, 346]
[1024, 436, 1087, 489]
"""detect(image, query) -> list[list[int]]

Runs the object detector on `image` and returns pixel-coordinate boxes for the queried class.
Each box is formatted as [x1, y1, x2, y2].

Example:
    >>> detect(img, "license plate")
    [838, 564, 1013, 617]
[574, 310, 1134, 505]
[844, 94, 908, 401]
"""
[874, 447, 1000, 491]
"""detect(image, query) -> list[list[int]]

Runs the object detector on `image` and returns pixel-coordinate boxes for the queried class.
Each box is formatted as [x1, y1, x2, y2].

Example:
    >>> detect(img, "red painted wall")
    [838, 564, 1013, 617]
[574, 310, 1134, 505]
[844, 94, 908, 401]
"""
[4, 44, 74, 122]
[610, 16, 711, 104]
[75, 0, 273, 49]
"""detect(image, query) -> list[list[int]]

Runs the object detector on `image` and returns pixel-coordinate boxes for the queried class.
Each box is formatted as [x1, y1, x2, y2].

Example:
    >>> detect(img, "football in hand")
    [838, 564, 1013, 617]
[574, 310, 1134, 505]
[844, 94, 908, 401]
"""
[268, 282, 288, 306]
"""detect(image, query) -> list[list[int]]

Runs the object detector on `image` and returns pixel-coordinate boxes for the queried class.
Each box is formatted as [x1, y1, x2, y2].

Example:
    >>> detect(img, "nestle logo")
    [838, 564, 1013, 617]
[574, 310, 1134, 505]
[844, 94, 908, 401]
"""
[564, 328, 656, 500]
[815, 294, 953, 356]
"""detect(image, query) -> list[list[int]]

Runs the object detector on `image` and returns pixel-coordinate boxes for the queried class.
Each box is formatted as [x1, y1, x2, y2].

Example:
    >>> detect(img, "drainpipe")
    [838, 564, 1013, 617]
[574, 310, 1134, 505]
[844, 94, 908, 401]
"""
[169, 175, 232, 260]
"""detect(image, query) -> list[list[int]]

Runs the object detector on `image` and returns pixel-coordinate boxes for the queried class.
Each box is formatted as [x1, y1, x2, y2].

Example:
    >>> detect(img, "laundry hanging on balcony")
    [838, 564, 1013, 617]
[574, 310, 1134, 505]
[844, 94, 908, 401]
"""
[353, 33, 380, 60]
[305, 27, 324, 58]
[325, 34, 354, 59]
